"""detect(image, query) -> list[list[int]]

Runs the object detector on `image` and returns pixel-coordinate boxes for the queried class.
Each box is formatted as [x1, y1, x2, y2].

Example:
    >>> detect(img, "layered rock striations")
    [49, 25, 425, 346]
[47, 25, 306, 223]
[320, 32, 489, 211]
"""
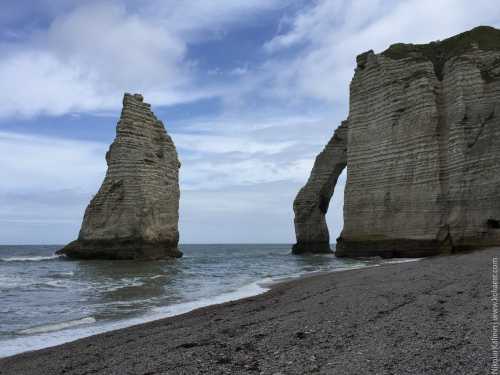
[294, 26, 500, 257]
[58, 93, 182, 259]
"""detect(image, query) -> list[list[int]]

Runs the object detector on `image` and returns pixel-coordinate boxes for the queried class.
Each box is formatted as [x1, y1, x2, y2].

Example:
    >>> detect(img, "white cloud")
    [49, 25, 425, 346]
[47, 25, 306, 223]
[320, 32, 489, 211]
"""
[0, 0, 286, 118]
[174, 133, 296, 155]
[229, 66, 249, 76]
[0, 131, 107, 243]
[173, 114, 341, 190]
[45, 3, 187, 88]
[0, 2, 189, 117]
[0, 131, 106, 192]
[142, 0, 286, 37]
[3, 1, 500, 116]
[181, 157, 314, 190]
[250, 0, 500, 103]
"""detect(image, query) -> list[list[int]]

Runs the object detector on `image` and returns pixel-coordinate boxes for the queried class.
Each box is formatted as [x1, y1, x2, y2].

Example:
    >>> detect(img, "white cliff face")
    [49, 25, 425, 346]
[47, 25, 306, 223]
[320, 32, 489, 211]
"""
[58, 93, 181, 260]
[294, 26, 500, 257]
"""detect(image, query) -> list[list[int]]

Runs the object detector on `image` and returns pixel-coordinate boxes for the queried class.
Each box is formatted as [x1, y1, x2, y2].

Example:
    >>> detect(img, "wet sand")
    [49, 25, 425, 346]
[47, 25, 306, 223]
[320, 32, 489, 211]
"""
[0, 248, 496, 374]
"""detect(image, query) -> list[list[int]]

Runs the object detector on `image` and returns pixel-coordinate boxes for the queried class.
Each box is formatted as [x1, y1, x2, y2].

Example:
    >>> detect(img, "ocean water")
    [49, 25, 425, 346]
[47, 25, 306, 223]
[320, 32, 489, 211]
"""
[0, 244, 390, 358]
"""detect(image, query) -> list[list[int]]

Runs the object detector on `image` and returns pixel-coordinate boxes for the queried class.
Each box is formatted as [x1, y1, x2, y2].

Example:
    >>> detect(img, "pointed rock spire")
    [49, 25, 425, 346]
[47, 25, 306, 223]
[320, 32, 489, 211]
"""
[58, 93, 181, 259]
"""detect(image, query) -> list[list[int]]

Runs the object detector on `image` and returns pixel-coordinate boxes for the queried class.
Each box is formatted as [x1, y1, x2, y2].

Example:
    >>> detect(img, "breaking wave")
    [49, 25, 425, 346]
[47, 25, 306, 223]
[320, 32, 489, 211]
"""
[0, 255, 61, 262]
[19, 317, 97, 335]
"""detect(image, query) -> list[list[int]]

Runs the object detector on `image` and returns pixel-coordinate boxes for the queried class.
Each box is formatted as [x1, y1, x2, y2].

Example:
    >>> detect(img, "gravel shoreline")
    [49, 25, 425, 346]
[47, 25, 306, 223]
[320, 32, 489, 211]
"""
[1, 248, 496, 374]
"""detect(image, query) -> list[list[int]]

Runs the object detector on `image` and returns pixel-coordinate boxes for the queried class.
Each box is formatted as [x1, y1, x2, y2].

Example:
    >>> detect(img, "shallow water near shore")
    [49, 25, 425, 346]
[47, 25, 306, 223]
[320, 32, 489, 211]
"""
[0, 244, 409, 357]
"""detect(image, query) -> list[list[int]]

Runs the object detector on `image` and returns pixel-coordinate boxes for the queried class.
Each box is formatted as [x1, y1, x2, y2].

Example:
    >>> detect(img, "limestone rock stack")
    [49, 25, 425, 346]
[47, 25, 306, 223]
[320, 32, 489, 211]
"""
[58, 93, 182, 259]
[294, 26, 500, 257]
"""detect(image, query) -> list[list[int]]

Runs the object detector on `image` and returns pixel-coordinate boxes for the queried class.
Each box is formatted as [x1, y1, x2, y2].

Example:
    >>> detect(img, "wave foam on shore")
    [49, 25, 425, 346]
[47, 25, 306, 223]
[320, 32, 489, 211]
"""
[0, 279, 269, 358]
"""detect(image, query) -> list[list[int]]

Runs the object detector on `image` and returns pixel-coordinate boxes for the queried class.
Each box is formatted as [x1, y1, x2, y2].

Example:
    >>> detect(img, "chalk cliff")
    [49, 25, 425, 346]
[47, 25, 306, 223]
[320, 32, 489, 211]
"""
[294, 26, 500, 257]
[58, 93, 182, 259]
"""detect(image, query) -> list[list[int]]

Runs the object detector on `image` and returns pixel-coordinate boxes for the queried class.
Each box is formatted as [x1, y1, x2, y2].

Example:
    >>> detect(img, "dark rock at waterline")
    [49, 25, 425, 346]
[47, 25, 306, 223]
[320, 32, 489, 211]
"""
[291, 241, 332, 255]
[57, 239, 182, 260]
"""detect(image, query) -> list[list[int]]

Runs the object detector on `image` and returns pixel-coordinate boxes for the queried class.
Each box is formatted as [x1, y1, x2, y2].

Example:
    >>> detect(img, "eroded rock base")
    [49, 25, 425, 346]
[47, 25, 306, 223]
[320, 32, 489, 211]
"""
[291, 242, 332, 255]
[57, 239, 182, 260]
[335, 238, 453, 258]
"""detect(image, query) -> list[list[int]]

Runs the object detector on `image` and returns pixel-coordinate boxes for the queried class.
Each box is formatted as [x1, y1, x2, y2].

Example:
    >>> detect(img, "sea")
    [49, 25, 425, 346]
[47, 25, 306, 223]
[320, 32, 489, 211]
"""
[0, 244, 403, 358]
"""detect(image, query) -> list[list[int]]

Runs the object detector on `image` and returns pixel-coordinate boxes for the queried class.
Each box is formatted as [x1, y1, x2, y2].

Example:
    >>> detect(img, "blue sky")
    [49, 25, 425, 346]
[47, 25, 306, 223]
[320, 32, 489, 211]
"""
[1, 0, 500, 244]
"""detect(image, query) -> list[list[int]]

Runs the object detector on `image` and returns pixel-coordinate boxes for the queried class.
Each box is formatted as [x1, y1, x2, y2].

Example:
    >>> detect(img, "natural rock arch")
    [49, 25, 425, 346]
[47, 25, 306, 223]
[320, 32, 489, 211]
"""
[292, 121, 348, 254]
[293, 26, 500, 258]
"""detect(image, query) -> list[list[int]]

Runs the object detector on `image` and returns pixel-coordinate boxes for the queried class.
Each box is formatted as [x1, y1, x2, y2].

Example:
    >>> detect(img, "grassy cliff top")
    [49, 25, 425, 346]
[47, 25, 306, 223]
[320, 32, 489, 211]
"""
[381, 26, 500, 79]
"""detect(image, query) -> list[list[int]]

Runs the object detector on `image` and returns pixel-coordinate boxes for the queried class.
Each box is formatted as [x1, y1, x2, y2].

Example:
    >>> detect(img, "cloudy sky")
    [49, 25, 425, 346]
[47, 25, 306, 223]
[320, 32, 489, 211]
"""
[1, 0, 500, 244]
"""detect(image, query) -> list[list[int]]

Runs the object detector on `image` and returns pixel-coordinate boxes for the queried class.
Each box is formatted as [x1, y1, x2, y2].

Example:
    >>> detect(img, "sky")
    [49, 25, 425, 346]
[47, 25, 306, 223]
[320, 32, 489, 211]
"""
[1, 0, 500, 244]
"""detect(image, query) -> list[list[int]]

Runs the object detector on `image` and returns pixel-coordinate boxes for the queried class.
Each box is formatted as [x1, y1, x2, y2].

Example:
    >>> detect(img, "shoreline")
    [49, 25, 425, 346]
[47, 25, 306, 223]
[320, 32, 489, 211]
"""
[0, 275, 270, 359]
[0, 256, 397, 358]
[0, 249, 494, 374]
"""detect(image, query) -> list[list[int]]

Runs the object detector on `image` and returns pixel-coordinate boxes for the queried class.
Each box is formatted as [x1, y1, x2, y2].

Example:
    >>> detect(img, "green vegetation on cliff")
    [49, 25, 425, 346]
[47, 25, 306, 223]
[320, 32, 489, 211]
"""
[382, 26, 500, 79]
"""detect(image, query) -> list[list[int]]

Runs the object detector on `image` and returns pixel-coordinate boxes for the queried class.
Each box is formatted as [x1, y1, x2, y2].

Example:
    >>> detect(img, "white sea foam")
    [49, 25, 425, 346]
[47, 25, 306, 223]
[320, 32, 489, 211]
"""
[384, 258, 423, 264]
[0, 275, 35, 290]
[150, 275, 165, 279]
[19, 317, 97, 335]
[0, 255, 61, 262]
[93, 278, 145, 293]
[40, 279, 68, 288]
